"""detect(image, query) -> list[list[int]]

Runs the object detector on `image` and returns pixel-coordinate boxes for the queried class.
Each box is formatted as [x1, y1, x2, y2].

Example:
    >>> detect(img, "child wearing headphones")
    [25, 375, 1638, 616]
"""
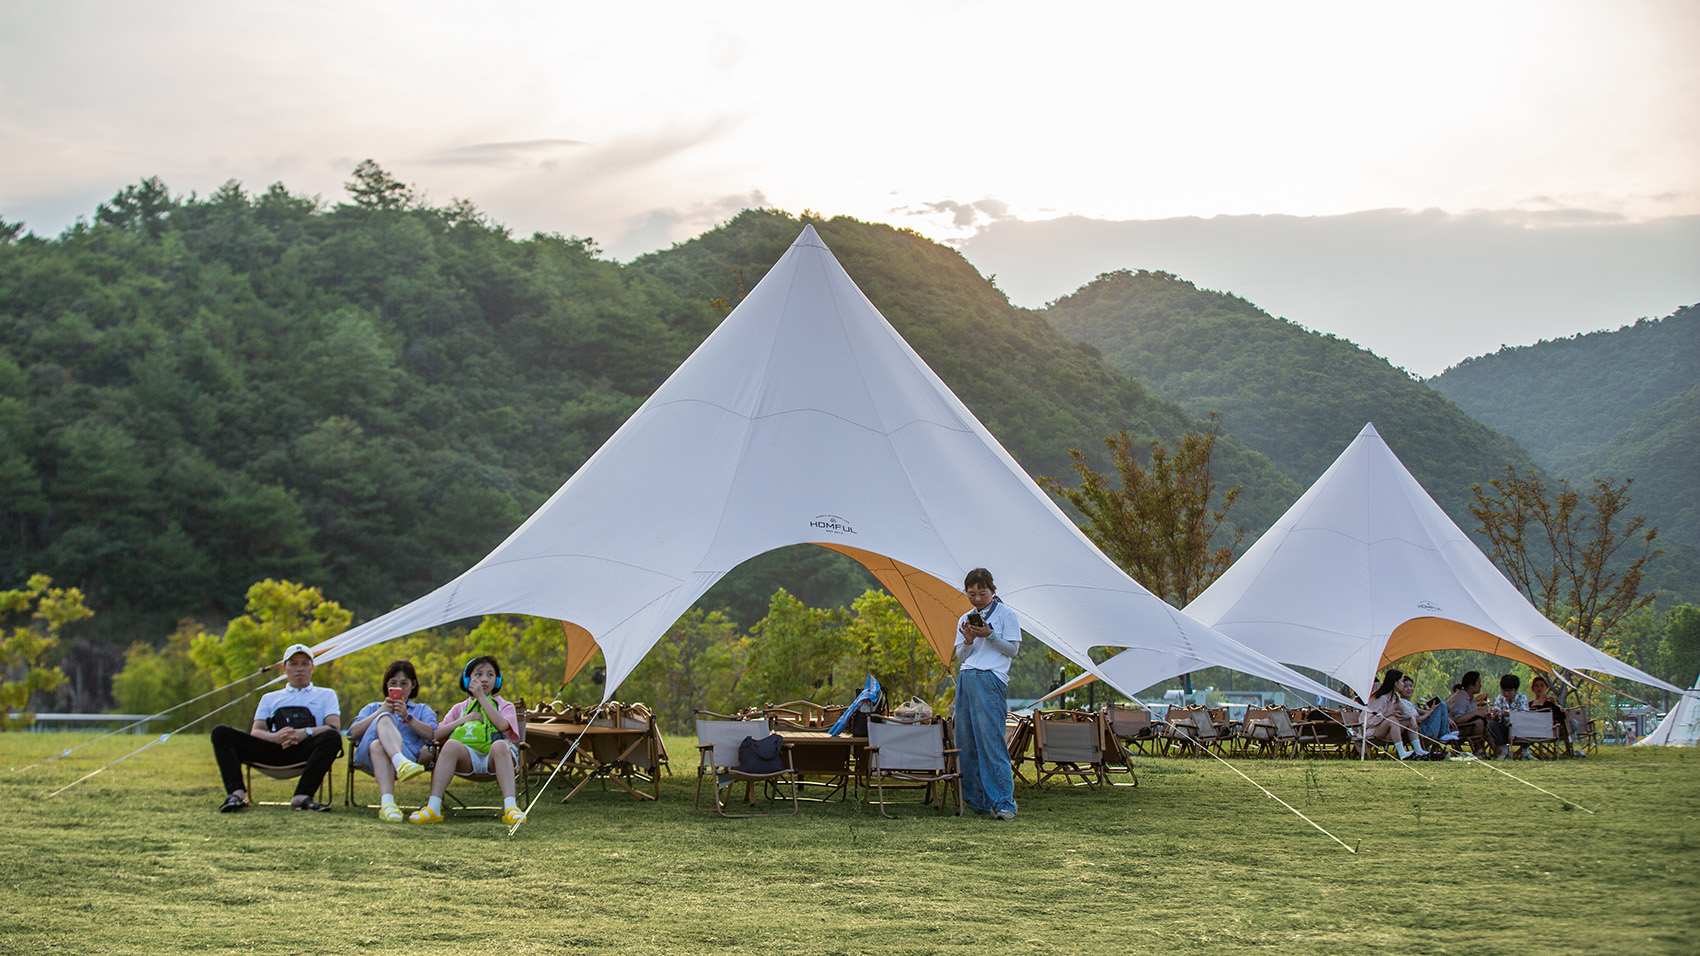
[409, 655, 526, 824]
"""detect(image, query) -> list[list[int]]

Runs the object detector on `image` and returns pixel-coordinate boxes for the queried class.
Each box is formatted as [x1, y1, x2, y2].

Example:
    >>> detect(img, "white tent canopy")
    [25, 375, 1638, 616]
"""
[1092, 422, 1685, 703]
[1636, 678, 1700, 746]
[311, 225, 1341, 703]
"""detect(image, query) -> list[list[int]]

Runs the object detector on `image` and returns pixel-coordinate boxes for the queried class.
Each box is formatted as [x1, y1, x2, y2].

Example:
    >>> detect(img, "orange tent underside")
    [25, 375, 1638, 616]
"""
[556, 543, 971, 684]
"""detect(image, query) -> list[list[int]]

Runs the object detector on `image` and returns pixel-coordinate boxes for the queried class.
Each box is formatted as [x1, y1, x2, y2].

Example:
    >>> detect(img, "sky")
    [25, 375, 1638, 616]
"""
[2, 0, 1696, 375]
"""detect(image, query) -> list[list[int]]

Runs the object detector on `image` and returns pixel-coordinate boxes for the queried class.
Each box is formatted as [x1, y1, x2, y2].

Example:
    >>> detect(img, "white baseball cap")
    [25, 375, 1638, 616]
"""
[282, 643, 315, 664]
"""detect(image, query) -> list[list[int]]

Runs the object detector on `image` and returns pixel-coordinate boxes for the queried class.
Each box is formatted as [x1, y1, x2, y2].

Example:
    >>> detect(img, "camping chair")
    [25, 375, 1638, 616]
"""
[1296, 708, 1354, 758]
[1104, 704, 1162, 757]
[244, 742, 341, 807]
[1004, 714, 1035, 783]
[765, 700, 841, 730]
[573, 702, 667, 801]
[1566, 707, 1599, 756]
[694, 714, 800, 818]
[1096, 710, 1139, 787]
[1242, 708, 1298, 758]
[1508, 709, 1560, 759]
[1450, 706, 1495, 757]
[863, 716, 962, 817]
[1031, 710, 1107, 787]
[1164, 707, 1226, 757]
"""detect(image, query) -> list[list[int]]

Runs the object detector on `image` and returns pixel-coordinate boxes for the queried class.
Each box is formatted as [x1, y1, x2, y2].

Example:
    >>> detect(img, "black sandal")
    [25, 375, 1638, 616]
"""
[219, 793, 248, 813]
[291, 798, 331, 812]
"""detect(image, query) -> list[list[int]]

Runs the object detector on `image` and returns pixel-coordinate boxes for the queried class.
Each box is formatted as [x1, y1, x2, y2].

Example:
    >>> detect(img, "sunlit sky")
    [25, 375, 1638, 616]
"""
[3, 0, 1696, 375]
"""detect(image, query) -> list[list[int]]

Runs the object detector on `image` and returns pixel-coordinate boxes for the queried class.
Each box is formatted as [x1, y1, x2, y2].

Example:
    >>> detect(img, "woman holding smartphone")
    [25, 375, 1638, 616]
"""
[954, 568, 1021, 822]
[347, 659, 439, 822]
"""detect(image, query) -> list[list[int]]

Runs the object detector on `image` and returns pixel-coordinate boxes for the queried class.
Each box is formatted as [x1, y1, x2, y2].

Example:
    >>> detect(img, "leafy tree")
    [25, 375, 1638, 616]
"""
[1470, 467, 1660, 651]
[96, 176, 176, 236]
[847, 590, 953, 710]
[1038, 413, 1244, 608]
[1660, 604, 1700, 688]
[621, 609, 747, 732]
[740, 589, 853, 707]
[344, 160, 415, 211]
[189, 579, 352, 685]
[112, 620, 213, 720]
[0, 574, 90, 728]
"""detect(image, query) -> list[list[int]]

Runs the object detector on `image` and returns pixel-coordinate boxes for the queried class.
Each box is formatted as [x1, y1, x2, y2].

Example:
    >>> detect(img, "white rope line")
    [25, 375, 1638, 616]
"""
[1135, 697, 1360, 850]
[1154, 716, 1358, 854]
[13, 668, 275, 775]
[48, 689, 261, 797]
[507, 701, 611, 837]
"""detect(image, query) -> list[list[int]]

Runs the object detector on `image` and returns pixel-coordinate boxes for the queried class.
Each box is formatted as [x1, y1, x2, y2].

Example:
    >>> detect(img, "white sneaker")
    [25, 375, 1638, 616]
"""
[994, 809, 1017, 822]
[1394, 742, 1411, 760]
[1440, 732, 1460, 742]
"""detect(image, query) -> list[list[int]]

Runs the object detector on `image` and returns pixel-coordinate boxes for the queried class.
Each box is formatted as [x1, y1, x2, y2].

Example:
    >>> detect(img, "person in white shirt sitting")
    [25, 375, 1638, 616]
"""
[210, 643, 342, 812]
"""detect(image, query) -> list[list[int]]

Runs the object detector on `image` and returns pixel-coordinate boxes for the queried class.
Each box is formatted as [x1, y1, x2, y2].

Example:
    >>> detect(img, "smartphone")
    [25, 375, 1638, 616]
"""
[387, 687, 406, 711]
[967, 611, 985, 628]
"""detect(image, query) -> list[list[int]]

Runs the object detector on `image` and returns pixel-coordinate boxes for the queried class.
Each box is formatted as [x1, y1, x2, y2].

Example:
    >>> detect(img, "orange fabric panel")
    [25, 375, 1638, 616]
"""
[559, 621, 600, 684]
[815, 543, 969, 665]
[1380, 617, 1553, 673]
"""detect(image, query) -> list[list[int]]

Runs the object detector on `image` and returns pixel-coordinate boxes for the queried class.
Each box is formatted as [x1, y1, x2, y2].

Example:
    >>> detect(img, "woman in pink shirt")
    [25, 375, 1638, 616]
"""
[1365, 668, 1429, 759]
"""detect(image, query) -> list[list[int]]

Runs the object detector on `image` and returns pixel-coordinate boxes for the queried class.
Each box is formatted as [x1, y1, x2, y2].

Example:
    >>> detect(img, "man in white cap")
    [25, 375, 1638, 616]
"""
[210, 643, 342, 812]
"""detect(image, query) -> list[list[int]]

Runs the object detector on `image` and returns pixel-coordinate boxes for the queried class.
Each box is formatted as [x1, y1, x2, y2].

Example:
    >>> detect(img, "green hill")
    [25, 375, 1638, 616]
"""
[1043, 269, 1545, 525]
[0, 181, 1299, 664]
[1428, 306, 1700, 552]
[1429, 305, 1699, 477]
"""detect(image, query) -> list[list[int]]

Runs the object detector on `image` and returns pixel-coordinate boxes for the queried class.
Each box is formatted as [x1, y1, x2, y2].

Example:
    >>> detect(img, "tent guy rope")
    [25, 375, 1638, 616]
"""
[12, 668, 274, 775]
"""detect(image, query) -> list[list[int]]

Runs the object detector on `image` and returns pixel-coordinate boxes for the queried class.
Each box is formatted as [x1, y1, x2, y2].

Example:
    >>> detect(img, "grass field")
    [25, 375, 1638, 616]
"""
[3, 733, 1697, 956]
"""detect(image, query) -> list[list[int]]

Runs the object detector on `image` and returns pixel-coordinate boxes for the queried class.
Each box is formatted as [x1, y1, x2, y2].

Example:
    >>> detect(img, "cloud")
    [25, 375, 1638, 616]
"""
[418, 139, 588, 167]
[608, 190, 771, 260]
[898, 198, 1016, 231]
[956, 209, 1700, 376]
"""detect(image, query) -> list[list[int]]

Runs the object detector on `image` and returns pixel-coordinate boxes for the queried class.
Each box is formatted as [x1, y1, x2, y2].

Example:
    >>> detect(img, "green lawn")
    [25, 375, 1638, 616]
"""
[4, 733, 1697, 956]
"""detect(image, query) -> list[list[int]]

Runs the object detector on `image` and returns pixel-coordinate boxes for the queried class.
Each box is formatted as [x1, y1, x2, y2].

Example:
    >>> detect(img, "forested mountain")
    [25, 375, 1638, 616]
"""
[0, 176, 1298, 661]
[1428, 307, 1699, 608]
[1043, 269, 1546, 526]
[1428, 306, 1699, 548]
[0, 171, 716, 654]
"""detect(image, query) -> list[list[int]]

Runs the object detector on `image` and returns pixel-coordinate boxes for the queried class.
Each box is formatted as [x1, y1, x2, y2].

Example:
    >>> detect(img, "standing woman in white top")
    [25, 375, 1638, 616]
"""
[954, 568, 1021, 821]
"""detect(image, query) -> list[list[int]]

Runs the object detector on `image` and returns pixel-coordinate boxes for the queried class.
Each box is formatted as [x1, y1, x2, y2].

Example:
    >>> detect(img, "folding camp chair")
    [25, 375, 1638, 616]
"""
[1164, 707, 1226, 757]
[694, 715, 800, 818]
[1104, 704, 1162, 757]
[244, 750, 340, 807]
[1004, 714, 1034, 783]
[1508, 709, 1560, 759]
[1096, 709, 1139, 787]
[863, 717, 962, 818]
[1031, 710, 1106, 787]
[1450, 706, 1495, 757]
[1296, 708, 1354, 758]
[1566, 707, 1599, 756]
[1242, 708, 1300, 758]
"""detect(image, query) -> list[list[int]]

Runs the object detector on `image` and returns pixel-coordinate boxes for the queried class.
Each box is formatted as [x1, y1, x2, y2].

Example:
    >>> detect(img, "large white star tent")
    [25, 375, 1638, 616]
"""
[1087, 422, 1687, 703]
[306, 225, 1340, 703]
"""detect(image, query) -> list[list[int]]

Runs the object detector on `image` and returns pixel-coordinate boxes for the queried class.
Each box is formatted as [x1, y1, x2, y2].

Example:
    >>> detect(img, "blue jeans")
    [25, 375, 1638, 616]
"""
[1419, 706, 1451, 742]
[956, 668, 1017, 815]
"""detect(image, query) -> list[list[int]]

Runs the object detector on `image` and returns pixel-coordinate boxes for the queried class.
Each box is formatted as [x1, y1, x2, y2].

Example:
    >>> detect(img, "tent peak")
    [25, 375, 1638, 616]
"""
[1356, 422, 1381, 439]
[794, 223, 825, 248]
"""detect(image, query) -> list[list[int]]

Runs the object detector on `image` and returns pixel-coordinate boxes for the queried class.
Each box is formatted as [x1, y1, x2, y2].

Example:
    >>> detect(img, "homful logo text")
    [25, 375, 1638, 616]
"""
[809, 514, 857, 535]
